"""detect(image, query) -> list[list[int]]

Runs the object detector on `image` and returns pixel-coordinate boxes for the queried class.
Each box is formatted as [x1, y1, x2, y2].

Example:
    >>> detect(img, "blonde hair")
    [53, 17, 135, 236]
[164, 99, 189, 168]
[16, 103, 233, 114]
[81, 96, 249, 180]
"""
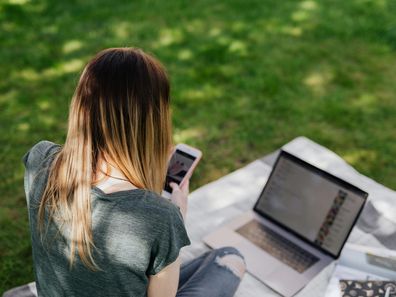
[38, 48, 172, 270]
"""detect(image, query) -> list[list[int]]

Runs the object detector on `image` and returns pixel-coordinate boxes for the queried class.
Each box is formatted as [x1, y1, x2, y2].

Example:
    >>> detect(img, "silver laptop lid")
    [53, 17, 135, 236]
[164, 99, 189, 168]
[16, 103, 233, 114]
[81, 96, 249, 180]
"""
[254, 150, 368, 258]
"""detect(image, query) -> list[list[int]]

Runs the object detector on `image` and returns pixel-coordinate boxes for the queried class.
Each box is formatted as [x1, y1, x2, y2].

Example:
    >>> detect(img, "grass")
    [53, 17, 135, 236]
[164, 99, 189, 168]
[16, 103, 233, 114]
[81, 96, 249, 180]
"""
[1, 0, 396, 292]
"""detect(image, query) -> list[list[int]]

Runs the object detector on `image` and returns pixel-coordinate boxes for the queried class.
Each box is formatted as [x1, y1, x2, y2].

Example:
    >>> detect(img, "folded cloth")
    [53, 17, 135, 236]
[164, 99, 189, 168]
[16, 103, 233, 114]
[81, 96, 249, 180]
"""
[2, 282, 37, 297]
[339, 280, 396, 297]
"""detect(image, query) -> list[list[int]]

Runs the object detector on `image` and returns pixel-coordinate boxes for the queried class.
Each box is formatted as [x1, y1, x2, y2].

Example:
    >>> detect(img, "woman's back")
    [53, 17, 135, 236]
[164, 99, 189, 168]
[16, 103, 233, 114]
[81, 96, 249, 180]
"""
[23, 140, 190, 297]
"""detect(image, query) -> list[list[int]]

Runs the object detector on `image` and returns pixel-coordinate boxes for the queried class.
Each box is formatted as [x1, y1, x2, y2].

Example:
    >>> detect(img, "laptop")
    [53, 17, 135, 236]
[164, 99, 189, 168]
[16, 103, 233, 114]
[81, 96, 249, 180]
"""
[203, 150, 368, 296]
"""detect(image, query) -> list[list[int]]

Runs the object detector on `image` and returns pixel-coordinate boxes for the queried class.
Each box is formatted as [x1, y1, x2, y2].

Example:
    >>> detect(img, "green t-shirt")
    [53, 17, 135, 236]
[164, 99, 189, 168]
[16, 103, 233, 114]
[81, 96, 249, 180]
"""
[22, 141, 191, 297]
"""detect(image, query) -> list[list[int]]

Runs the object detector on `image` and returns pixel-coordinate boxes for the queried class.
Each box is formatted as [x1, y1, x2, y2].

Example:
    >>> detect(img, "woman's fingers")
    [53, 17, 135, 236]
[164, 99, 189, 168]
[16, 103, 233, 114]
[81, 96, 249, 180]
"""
[180, 179, 189, 195]
[169, 182, 180, 192]
[170, 180, 189, 195]
[169, 181, 189, 220]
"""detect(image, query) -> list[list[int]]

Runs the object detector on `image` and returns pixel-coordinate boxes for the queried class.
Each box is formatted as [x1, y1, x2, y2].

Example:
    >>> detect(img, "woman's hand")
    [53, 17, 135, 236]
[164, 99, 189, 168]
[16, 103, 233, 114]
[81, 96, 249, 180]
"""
[169, 180, 189, 221]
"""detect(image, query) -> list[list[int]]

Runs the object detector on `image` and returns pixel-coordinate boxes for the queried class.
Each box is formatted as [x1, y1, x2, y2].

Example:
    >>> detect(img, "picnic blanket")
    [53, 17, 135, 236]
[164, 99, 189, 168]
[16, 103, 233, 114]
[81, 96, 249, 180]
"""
[181, 136, 396, 297]
[4, 136, 396, 297]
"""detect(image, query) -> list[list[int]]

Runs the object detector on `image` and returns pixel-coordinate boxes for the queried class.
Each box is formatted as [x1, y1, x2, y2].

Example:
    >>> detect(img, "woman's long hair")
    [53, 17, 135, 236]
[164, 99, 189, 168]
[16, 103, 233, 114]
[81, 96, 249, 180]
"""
[38, 48, 172, 270]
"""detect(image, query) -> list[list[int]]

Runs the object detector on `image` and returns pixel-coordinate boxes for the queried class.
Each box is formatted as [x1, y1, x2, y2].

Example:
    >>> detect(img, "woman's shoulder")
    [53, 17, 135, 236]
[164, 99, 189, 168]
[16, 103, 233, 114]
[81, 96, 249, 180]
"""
[22, 140, 61, 169]
[112, 190, 183, 222]
[145, 191, 182, 215]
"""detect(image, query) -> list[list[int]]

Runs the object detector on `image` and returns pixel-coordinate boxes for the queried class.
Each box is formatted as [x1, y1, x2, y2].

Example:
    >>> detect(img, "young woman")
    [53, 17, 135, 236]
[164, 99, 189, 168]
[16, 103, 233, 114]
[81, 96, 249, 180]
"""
[22, 48, 246, 297]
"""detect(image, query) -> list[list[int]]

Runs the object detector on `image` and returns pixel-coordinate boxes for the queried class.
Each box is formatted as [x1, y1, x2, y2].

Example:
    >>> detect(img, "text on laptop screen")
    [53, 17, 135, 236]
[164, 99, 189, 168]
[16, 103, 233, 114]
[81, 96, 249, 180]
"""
[255, 153, 366, 257]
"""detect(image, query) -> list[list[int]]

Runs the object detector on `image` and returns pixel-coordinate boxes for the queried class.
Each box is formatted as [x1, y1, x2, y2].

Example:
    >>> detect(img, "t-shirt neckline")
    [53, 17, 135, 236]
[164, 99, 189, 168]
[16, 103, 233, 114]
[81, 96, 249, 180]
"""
[91, 186, 145, 198]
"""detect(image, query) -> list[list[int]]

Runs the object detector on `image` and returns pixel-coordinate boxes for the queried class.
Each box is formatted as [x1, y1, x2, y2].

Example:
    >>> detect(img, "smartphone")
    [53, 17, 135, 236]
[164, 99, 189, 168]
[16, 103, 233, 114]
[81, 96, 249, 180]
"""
[162, 143, 202, 198]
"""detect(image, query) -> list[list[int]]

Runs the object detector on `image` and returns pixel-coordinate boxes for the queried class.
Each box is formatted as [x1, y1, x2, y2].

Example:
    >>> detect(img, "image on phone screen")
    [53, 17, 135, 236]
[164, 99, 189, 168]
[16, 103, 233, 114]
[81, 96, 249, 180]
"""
[164, 149, 196, 192]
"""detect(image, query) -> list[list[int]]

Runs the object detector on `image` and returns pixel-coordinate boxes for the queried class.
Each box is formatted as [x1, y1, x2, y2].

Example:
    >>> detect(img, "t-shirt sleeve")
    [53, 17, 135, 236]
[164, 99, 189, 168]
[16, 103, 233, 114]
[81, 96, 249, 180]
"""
[147, 204, 191, 275]
[22, 140, 61, 205]
[22, 140, 58, 169]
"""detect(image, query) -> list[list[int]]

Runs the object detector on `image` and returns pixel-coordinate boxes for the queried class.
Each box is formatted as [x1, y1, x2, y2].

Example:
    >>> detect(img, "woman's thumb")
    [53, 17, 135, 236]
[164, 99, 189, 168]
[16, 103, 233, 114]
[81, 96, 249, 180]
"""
[169, 182, 180, 192]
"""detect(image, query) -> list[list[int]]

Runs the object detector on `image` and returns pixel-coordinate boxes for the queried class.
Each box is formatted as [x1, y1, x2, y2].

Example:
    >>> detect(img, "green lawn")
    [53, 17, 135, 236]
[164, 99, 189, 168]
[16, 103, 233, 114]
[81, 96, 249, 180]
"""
[1, 0, 396, 292]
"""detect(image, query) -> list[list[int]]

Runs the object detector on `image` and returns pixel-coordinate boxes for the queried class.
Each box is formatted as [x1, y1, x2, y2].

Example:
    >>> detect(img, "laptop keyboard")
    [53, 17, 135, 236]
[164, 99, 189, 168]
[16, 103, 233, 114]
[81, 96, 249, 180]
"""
[236, 220, 319, 273]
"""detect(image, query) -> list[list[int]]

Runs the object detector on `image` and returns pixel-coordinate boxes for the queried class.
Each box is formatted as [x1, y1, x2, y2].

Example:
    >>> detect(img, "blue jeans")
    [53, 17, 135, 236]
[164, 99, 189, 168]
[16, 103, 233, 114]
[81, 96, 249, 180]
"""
[177, 247, 245, 297]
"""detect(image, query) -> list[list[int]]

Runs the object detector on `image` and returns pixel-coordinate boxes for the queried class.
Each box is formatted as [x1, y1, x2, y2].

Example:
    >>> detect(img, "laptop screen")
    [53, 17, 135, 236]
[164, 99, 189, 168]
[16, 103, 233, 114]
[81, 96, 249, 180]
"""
[254, 151, 367, 258]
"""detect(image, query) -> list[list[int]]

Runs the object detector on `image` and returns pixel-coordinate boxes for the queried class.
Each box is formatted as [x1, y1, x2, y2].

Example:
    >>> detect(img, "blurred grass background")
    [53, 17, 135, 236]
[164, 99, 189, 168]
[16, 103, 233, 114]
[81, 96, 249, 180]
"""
[1, 0, 396, 292]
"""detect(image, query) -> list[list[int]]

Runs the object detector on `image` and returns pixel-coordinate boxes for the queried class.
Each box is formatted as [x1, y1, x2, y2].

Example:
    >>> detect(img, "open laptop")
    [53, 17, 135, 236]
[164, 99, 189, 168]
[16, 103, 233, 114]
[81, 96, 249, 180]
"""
[203, 150, 368, 296]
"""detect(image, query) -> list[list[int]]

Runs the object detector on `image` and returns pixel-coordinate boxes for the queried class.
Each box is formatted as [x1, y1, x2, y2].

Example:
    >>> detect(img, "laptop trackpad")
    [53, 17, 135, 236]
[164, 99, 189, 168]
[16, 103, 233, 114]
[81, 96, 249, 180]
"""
[265, 267, 307, 297]
[238, 239, 280, 279]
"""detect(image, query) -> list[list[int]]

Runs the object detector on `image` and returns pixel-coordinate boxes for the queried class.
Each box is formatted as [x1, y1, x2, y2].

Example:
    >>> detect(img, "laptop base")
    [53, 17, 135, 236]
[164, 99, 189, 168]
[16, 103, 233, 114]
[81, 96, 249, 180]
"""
[203, 211, 332, 297]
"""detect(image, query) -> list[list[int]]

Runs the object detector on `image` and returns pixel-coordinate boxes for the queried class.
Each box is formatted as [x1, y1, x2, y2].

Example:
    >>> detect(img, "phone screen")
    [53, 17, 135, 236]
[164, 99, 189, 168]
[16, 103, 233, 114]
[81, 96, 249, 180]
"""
[164, 149, 196, 192]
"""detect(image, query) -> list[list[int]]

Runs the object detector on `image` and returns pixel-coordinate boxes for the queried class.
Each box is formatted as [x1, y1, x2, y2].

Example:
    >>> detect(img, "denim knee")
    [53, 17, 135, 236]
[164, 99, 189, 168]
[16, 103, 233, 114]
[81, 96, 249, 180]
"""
[212, 246, 245, 261]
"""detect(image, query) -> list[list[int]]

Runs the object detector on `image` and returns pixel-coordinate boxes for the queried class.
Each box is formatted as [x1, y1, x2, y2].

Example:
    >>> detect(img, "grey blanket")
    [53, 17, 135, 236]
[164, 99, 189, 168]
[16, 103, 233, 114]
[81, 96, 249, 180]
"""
[182, 136, 396, 296]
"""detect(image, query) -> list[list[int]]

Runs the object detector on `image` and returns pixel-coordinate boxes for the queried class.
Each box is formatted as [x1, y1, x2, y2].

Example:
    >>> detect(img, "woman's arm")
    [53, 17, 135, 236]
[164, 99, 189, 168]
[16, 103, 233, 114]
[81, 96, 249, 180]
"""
[169, 180, 189, 221]
[147, 180, 189, 297]
[147, 257, 181, 297]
